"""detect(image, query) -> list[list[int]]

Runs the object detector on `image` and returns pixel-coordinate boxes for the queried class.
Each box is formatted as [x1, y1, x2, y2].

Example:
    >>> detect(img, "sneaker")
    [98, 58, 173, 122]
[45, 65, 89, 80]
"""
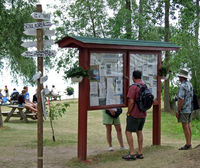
[122, 154, 136, 161]
[120, 146, 127, 150]
[108, 147, 114, 151]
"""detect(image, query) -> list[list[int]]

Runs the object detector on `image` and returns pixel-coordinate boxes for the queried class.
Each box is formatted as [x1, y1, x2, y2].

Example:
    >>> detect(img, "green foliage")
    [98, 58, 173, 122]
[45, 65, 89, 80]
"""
[49, 102, 70, 120]
[66, 87, 74, 96]
[0, 0, 38, 84]
[160, 65, 168, 77]
[64, 63, 88, 78]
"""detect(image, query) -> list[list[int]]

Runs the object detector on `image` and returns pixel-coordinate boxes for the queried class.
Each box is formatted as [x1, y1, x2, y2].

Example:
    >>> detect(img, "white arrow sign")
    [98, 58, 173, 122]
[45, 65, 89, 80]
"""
[40, 75, 48, 84]
[32, 71, 41, 81]
[21, 40, 54, 48]
[31, 12, 50, 20]
[22, 50, 56, 57]
[43, 88, 50, 95]
[24, 21, 52, 30]
[23, 29, 55, 36]
[41, 89, 47, 120]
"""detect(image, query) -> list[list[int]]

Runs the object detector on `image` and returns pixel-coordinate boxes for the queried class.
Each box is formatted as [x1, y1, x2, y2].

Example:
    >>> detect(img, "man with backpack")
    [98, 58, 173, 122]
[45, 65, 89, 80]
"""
[122, 70, 153, 161]
[176, 69, 193, 150]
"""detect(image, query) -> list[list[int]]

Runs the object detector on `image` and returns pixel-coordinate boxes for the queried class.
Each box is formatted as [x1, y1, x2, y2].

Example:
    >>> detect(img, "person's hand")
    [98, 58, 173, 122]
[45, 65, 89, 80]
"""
[126, 112, 130, 116]
[109, 109, 115, 116]
[176, 112, 179, 119]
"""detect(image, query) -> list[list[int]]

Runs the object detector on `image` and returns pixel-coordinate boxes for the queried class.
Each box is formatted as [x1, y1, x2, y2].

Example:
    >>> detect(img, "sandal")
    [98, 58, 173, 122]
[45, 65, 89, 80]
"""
[122, 154, 136, 161]
[136, 153, 144, 159]
[178, 144, 192, 150]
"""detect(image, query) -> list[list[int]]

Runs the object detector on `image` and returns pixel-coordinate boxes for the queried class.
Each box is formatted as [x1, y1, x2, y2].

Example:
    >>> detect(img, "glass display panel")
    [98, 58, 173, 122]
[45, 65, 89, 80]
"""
[129, 54, 158, 99]
[90, 53, 124, 106]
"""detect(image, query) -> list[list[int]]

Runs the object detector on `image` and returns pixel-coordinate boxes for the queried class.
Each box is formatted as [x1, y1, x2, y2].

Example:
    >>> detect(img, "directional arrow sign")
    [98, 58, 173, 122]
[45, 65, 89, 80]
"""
[22, 50, 56, 57]
[23, 29, 55, 36]
[40, 75, 48, 84]
[41, 89, 47, 120]
[21, 40, 54, 48]
[31, 12, 50, 20]
[24, 21, 52, 30]
[43, 88, 50, 95]
[32, 71, 41, 81]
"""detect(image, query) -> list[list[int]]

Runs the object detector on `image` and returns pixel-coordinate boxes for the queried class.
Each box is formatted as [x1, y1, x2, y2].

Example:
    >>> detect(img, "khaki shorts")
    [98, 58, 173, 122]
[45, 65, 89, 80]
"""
[102, 110, 120, 125]
[178, 113, 192, 123]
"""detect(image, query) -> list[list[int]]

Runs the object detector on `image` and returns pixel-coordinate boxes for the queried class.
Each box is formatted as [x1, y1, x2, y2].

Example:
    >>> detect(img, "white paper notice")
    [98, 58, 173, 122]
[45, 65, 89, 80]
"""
[90, 82, 98, 94]
[90, 96, 99, 106]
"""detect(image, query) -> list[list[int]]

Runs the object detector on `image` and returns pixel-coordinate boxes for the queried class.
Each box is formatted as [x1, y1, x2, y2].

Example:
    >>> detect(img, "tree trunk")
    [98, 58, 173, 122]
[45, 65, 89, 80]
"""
[193, 0, 200, 119]
[0, 105, 3, 128]
[86, 0, 96, 37]
[138, 0, 144, 40]
[125, 0, 132, 39]
[164, 0, 171, 112]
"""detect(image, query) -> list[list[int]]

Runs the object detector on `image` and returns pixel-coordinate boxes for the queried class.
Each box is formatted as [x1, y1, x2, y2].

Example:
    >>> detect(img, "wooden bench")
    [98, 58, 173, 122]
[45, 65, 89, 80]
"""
[2, 105, 37, 122]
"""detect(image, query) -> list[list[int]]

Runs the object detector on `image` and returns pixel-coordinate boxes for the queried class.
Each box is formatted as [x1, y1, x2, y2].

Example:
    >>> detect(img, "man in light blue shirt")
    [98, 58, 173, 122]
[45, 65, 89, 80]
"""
[176, 69, 193, 150]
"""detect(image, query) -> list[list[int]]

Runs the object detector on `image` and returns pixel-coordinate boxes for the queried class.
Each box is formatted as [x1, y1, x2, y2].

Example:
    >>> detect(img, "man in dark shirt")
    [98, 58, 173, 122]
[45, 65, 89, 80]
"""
[122, 70, 146, 160]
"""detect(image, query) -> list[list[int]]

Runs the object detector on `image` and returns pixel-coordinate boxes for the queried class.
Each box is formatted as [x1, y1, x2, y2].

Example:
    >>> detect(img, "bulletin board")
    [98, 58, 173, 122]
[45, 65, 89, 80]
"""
[89, 52, 124, 107]
[129, 53, 158, 99]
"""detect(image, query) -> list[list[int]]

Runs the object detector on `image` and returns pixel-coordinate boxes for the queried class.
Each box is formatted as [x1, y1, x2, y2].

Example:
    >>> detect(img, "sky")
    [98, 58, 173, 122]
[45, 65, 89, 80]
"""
[0, 0, 78, 100]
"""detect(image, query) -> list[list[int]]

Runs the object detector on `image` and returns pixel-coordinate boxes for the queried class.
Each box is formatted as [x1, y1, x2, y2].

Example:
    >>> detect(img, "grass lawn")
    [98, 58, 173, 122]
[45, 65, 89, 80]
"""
[0, 99, 199, 168]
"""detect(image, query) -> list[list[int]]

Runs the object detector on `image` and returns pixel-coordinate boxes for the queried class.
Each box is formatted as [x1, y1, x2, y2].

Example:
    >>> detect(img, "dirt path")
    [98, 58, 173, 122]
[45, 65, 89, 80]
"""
[0, 131, 199, 168]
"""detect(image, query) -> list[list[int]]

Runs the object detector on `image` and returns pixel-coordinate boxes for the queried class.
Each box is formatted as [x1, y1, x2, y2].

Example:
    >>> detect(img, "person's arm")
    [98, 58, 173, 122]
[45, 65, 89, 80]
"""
[127, 98, 135, 116]
[176, 98, 184, 119]
[108, 109, 116, 116]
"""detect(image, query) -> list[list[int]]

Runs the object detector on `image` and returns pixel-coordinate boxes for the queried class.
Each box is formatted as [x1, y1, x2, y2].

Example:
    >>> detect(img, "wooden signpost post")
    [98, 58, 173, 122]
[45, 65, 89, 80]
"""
[21, 4, 55, 168]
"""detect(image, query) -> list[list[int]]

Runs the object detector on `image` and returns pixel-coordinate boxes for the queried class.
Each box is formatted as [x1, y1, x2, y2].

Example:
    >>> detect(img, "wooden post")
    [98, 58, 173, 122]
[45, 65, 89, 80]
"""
[153, 53, 162, 145]
[0, 105, 3, 127]
[36, 4, 44, 168]
[78, 48, 89, 161]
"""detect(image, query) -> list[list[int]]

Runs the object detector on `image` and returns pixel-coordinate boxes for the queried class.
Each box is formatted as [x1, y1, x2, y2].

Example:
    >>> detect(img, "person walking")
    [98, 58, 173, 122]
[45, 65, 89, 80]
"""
[102, 108, 125, 151]
[122, 70, 146, 160]
[176, 69, 193, 150]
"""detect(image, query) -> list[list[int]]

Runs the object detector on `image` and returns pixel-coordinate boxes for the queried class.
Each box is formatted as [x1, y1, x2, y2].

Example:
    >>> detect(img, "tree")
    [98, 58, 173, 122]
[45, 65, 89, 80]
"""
[53, 0, 109, 71]
[164, 0, 171, 112]
[0, 0, 38, 84]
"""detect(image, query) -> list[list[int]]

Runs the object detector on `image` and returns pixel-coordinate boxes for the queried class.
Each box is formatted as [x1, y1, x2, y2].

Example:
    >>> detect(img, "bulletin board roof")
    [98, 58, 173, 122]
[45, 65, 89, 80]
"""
[56, 35, 180, 51]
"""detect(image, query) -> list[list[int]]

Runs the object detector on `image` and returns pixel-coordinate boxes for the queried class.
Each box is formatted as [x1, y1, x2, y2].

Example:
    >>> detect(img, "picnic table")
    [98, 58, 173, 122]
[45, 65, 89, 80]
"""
[1, 105, 37, 123]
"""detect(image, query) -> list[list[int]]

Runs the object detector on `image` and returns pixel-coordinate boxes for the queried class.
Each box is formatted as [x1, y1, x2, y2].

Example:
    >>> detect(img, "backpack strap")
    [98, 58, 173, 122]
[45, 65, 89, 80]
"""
[133, 83, 146, 88]
[132, 83, 144, 103]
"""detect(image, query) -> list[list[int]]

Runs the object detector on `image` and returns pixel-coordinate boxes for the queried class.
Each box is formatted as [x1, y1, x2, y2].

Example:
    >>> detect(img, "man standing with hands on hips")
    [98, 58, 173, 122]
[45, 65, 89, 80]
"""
[176, 69, 193, 150]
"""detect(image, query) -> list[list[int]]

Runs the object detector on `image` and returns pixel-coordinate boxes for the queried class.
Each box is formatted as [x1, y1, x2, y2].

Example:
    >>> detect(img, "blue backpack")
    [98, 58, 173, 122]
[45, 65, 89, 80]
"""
[134, 83, 154, 112]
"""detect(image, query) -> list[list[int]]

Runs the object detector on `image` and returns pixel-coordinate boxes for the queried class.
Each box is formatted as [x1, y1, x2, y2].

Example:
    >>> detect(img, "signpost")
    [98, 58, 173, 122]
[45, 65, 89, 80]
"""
[31, 12, 50, 20]
[23, 29, 55, 36]
[40, 75, 48, 84]
[22, 5, 55, 168]
[32, 71, 41, 81]
[21, 40, 54, 48]
[22, 50, 56, 58]
[24, 21, 52, 30]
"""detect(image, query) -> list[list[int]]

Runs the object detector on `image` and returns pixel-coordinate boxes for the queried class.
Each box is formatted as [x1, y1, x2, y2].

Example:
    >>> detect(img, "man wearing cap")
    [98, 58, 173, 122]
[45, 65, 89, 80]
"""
[177, 69, 193, 150]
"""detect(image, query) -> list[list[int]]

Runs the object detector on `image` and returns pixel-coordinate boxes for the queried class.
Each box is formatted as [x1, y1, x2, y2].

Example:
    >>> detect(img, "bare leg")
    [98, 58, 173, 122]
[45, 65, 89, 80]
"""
[25, 104, 38, 113]
[188, 123, 192, 145]
[105, 124, 112, 147]
[136, 131, 143, 154]
[125, 131, 135, 155]
[114, 124, 124, 148]
[182, 123, 192, 145]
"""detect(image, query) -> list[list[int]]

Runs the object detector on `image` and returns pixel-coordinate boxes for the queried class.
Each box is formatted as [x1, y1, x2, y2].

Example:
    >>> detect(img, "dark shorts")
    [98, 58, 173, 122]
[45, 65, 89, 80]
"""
[126, 116, 145, 132]
[178, 113, 192, 123]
